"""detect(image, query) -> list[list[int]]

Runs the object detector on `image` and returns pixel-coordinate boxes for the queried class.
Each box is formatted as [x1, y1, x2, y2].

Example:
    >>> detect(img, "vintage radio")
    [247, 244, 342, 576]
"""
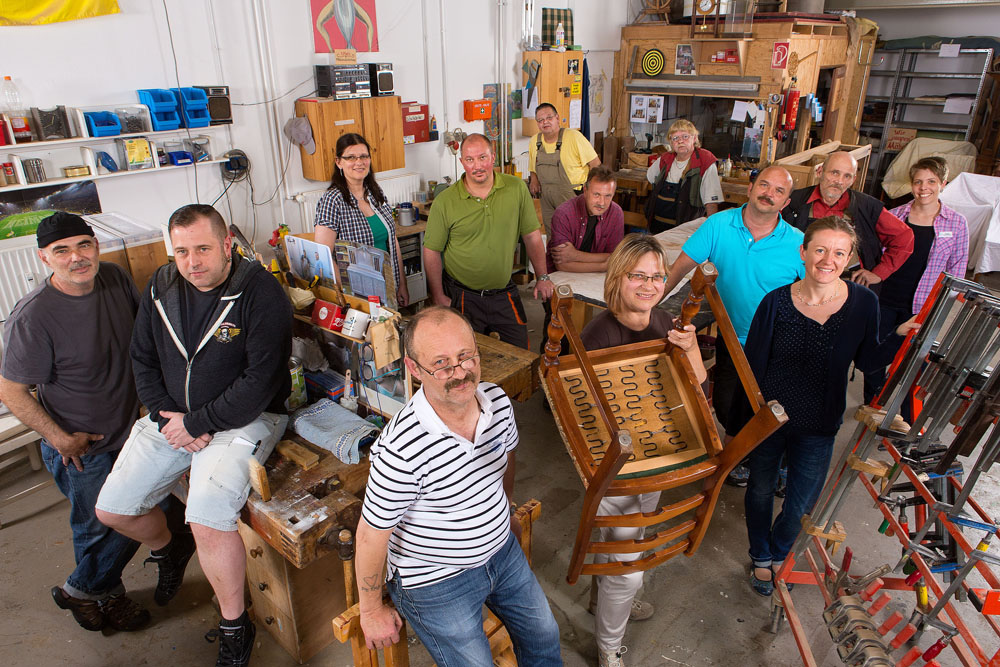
[367, 63, 394, 96]
[314, 65, 371, 100]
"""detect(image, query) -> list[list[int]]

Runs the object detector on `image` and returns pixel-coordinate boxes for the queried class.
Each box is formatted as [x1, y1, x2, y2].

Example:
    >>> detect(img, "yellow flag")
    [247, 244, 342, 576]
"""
[0, 0, 120, 26]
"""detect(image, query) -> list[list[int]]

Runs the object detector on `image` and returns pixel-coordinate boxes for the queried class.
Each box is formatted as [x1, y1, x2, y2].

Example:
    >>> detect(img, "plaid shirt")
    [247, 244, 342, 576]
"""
[890, 201, 969, 313]
[315, 186, 402, 287]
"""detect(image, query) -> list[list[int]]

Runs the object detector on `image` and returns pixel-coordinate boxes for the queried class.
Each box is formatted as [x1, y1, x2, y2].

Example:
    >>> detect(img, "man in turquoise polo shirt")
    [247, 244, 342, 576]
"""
[423, 133, 554, 349]
[664, 166, 803, 469]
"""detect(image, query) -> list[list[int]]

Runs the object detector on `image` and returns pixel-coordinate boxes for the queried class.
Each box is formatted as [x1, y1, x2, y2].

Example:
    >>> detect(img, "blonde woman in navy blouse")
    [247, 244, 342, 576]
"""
[314, 133, 409, 306]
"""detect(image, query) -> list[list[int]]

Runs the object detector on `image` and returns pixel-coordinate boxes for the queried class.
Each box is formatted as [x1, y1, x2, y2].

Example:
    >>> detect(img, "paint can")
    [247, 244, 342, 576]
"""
[286, 356, 307, 410]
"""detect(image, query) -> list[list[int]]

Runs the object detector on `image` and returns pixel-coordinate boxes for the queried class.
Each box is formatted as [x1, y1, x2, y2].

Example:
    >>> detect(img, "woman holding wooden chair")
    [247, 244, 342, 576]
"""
[738, 217, 918, 597]
[579, 234, 707, 667]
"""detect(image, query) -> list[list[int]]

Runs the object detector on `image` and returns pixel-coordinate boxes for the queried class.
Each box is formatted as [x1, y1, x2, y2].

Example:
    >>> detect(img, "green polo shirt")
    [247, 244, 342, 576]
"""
[424, 172, 540, 290]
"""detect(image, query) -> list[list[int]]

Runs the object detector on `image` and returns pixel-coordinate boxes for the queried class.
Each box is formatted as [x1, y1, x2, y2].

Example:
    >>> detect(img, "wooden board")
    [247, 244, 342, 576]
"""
[475, 332, 539, 402]
[100, 239, 168, 292]
[241, 437, 369, 569]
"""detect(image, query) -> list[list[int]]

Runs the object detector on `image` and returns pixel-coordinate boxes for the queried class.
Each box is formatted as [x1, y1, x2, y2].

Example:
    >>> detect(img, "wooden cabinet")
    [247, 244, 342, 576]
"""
[294, 95, 404, 181]
[521, 50, 585, 137]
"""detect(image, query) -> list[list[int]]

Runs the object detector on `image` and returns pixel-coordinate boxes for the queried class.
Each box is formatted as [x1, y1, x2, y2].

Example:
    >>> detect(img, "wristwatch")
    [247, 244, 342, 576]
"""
[538, 274, 551, 282]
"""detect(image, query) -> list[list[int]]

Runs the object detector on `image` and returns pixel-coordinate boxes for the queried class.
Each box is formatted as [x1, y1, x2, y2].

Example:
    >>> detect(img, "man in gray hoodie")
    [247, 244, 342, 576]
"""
[96, 204, 291, 667]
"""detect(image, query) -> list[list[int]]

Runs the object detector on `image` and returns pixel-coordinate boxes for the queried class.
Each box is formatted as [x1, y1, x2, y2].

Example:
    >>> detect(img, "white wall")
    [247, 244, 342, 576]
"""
[858, 6, 1000, 40]
[0, 0, 629, 246]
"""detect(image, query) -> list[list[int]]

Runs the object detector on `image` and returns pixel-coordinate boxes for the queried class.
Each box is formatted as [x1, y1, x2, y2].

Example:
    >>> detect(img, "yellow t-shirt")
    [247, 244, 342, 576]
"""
[528, 128, 599, 187]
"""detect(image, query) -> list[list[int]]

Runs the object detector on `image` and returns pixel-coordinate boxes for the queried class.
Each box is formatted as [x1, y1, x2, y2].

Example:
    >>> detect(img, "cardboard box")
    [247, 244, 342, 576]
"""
[885, 127, 918, 152]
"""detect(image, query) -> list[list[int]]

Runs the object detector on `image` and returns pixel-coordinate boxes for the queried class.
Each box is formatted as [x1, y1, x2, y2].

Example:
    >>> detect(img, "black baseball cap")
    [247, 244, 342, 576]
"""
[36, 212, 95, 249]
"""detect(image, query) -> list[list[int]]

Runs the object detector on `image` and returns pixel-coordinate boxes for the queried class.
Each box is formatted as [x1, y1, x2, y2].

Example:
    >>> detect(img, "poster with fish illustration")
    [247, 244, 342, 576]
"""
[311, 0, 379, 53]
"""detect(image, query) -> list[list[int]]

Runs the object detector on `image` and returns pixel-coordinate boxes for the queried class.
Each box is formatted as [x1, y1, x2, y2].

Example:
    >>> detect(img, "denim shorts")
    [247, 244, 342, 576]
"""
[96, 412, 287, 531]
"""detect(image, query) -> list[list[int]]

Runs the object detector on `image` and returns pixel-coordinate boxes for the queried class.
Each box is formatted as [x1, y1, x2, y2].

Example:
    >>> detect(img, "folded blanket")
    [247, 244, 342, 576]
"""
[289, 399, 381, 464]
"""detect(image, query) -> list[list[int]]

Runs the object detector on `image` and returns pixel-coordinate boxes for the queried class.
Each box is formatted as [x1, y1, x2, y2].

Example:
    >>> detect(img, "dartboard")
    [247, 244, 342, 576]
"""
[642, 49, 665, 77]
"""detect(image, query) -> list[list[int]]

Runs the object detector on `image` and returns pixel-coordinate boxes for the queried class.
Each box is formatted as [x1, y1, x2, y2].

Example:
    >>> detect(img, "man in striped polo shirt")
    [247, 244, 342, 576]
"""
[355, 306, 562, 666]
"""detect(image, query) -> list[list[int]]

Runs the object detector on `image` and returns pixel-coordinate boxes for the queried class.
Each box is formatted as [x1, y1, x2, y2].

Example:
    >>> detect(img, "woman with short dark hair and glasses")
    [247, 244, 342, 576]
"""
[314, 132, 409, 306]
[579, 233, 706, 667]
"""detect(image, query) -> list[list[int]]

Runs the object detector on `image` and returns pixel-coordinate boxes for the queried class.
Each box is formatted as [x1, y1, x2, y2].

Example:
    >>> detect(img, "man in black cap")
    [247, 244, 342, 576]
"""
[0, 212, 151, 632]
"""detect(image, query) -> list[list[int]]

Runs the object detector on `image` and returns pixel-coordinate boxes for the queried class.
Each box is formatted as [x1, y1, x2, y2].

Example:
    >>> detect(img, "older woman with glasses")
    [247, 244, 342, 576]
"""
[314, 132, 408, 306]
[644, 119, 724, 233]
[580, 233, 707, 667]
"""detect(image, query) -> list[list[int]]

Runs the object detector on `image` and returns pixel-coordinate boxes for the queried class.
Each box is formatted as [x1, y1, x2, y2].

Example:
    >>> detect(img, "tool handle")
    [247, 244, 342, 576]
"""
[841, 547, 853, 574]
[890, 623, 918, 649]
[905, 570, 923, 586]
[896, 646, 922, 667]
[876, 610, 903, 635]
[867, 591, 891, 615]
[860, 578, 884, 602]
[922, 638, 948, 660]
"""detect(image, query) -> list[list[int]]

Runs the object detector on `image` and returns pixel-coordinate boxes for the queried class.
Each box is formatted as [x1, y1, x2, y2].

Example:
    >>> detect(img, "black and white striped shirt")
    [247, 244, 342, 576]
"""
[361, 382, 517, 588]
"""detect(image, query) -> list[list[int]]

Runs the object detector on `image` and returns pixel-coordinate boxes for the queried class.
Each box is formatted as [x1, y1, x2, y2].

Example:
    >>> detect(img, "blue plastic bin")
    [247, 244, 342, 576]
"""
[137, 89, 182, 131]
[83, 111, 122, 137]
[171, 87, 211, 128]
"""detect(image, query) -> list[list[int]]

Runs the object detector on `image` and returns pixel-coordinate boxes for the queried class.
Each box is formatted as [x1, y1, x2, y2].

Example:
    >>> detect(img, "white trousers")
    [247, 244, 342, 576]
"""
[593, 491, 660, 651]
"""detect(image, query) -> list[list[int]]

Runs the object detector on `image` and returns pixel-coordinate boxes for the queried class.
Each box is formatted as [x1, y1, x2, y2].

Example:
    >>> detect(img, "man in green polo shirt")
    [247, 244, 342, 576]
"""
[423, 133, 554, 349]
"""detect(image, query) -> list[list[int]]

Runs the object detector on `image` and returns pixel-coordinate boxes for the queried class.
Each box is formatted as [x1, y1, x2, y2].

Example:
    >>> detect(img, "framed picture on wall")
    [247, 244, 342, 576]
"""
[675, 44, 696, 76]
[311, 0, 380, 53]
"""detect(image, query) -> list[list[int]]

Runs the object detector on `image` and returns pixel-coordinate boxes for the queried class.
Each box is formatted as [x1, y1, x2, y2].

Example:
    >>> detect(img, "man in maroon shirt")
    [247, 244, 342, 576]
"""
[781, 151, 913, 287]
[545, 166, 625, 274]
[541, 167, 625, 353]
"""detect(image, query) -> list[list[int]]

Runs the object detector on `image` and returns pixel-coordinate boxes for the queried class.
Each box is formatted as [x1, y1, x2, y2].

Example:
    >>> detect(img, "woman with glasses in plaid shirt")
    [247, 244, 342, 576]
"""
[863, 157, 969, 407]
[579, 234, 706, 667]
[314, 133, 409, 306]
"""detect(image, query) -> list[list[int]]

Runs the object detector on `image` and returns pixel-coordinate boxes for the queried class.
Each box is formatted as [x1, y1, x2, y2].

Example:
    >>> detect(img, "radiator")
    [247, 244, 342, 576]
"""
[293, 172, 422, 232]
[0, 239, 47, 323]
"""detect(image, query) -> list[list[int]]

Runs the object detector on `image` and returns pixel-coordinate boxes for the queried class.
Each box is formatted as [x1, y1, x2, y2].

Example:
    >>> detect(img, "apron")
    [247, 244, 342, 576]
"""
[535, 128, 577, 235]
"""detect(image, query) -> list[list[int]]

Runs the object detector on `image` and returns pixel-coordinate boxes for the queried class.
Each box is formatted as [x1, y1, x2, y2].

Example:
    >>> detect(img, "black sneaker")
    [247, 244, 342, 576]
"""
[51, 586, 105, 631]
[144, 531, 196, 606]
[101, 593, 151, 631]
[205, 613, 256, 666]
[725, 463, 750, 488]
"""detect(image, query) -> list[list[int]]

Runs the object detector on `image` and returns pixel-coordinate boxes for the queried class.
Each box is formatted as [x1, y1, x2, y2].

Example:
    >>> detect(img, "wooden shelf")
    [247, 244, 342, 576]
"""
[0, 158, 227, 194]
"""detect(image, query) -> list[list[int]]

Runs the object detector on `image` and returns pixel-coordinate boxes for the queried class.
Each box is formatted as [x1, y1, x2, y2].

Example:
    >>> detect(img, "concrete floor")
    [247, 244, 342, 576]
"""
[2, 285, 998, 667]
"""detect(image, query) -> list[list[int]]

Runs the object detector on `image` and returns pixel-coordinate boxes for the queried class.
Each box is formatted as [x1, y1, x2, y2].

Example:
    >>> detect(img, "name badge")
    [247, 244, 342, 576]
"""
[939, 231, 953, 238]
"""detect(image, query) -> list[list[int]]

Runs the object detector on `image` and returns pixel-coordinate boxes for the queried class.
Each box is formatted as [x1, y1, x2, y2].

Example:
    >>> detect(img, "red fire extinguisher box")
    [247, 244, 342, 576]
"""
[463, 99, 492, 121]
[401, 102, 430, 144]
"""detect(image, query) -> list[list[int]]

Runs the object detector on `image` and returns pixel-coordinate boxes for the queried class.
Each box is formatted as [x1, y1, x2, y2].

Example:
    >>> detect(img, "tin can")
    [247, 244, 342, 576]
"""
[2, 162, 14, 185]
[286, 356, 307, 410]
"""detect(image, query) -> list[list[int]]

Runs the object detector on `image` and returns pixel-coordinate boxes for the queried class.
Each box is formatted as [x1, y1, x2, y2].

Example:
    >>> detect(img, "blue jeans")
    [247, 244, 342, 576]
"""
[744, 428, 835, 566]
[387, 532, 562, 666]
[863, 303, 910, 406]
[41, 440, 140, 600]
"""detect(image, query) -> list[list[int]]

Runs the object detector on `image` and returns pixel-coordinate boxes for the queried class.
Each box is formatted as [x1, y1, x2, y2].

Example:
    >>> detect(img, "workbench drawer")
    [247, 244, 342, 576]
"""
[247, 593, 302, 661]
[240, 522, 293, 613]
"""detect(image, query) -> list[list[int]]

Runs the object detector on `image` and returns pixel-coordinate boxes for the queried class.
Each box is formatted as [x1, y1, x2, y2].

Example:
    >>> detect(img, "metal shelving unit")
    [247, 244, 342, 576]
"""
[860, 47, 993, 193]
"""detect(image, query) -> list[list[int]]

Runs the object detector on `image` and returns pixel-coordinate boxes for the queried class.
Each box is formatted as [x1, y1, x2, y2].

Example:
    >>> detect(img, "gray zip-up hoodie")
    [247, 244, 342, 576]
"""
[130, 251, 291, 437]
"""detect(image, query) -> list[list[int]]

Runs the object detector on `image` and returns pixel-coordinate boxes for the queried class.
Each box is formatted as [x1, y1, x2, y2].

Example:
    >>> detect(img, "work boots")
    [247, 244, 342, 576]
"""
[51, 586, 150, 632]
[144, 530, 196, 606]
[205, 611, 256, 666]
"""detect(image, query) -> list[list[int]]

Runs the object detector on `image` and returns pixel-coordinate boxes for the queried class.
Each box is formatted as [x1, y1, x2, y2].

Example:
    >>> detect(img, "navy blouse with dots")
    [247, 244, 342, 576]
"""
[743, 281, 903, 435]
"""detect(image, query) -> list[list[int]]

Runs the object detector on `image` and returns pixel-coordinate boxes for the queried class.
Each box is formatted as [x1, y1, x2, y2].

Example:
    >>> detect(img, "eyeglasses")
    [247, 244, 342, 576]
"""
[536, 114, 558, 123]
[411, 352, 481, 380]
[669, 134, 693, 143]
[339, 154, 371, 163]
[626, 272, 667, 284]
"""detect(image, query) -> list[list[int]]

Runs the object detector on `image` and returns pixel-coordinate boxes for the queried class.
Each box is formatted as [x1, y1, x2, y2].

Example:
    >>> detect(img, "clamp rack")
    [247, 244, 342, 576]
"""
[768, 274, 1000, 667]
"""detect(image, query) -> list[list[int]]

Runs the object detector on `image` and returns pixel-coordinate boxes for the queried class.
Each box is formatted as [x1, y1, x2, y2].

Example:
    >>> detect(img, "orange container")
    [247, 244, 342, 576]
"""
[463, 99, 492, 121]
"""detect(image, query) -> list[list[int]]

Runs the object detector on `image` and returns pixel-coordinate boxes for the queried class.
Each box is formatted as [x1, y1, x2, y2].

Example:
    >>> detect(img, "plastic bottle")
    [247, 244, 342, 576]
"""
[555, 22, 565, 48]
[1, 76, 32, 142]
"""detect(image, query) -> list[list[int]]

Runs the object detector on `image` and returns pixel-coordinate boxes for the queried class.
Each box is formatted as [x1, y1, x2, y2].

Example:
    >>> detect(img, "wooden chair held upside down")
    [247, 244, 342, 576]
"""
[539, 263, 788, 584]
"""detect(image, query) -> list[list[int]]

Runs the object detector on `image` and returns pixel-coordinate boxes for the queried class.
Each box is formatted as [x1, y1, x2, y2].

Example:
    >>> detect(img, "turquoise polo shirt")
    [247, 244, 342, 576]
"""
[682, 205, 805, 344]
